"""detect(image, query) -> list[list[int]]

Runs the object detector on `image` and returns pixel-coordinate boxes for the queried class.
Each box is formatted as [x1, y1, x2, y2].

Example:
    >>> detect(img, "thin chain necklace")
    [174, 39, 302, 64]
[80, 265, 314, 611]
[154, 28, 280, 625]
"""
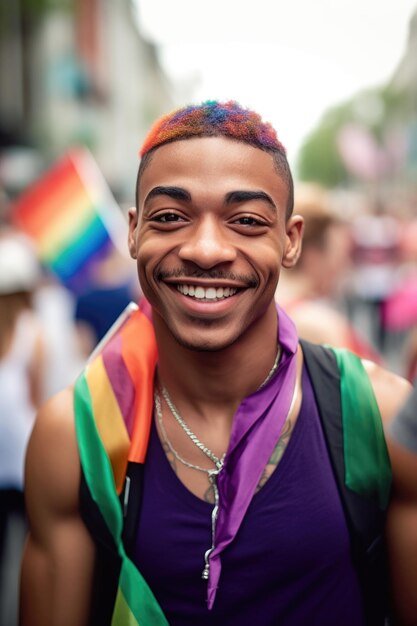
[154, 387, 223, 580]
[161, 386, 225, 471]
[159, 344, 281, 473]
[155, 389, 223, 474]
[257, 344, 282, 390]
[155, 344, 282, 581]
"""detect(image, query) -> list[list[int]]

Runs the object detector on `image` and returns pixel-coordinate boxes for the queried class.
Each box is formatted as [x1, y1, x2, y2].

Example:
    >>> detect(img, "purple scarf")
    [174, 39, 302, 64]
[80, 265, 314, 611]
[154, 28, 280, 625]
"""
[207, 304, 299, 608]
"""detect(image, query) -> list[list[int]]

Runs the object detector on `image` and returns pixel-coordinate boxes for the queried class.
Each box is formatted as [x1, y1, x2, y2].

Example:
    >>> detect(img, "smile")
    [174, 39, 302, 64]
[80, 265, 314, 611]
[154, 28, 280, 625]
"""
[176, 285, 238, 301]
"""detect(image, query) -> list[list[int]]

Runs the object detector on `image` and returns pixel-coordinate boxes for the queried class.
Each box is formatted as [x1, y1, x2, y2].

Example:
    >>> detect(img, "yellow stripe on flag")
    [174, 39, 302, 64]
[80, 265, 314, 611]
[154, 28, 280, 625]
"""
[86, 356, 130, 494]
[37, 191, 95, 260]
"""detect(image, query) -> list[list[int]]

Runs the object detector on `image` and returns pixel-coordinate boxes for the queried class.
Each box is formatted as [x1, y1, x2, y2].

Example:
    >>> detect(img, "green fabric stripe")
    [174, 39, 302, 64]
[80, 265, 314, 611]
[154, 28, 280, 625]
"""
[118, 559, 169, 626]
[74, 373, 123, 538]
[74, 372, 169, 626]
[330, 347, 391, 508]
[111, 587, 140, 626]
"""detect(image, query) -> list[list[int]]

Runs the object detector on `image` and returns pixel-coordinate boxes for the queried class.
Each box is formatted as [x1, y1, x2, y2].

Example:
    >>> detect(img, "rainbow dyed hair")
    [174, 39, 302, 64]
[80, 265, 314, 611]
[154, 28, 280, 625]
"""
[140, 100, 286, 157]
[137, 100, 294, 216]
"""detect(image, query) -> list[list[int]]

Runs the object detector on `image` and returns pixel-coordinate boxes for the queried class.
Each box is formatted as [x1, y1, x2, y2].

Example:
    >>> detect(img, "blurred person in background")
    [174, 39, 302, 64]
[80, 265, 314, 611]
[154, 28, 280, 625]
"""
[386, 381, 417, 624]
[32, 274, 85, 401]
[403, 326, 417, 382]
[276, 185, 382, 361]
[389, 380, 417, 455]
[0, 177, 83, 402]
[0, 229, 46, 626]
[350, 202, 401, 352]
[20, 102, 415, 626]
[383, 212, 417, 382]
[74, 245, 140, 357]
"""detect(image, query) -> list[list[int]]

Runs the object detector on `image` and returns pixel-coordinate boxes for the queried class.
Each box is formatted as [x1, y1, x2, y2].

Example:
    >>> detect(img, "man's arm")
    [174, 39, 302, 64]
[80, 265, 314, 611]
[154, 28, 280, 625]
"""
[364, 362, 416, 626]
[20, 389, 96, 626]
[385, 438, 417, 626]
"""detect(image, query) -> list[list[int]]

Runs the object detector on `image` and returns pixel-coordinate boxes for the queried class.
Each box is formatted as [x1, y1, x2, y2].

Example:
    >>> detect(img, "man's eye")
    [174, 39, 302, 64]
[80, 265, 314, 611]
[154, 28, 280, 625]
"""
[153, 213, 183, 223]
[234, 216, 263, 226]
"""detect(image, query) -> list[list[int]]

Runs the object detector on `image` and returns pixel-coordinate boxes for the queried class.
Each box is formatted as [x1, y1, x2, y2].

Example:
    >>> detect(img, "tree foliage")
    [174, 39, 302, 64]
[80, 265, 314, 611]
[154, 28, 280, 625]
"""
[296, 85, 409, 187]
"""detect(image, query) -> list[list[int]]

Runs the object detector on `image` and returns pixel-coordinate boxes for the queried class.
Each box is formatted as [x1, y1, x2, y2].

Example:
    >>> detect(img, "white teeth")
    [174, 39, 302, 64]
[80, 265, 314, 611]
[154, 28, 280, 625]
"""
[205, 288, 217, 300]
[176, 284, 237, 300]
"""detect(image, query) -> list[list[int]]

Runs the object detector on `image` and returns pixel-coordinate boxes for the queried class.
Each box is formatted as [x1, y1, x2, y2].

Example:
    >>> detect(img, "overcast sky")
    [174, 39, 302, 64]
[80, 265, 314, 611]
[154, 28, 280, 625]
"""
[136, 0, 416, 170]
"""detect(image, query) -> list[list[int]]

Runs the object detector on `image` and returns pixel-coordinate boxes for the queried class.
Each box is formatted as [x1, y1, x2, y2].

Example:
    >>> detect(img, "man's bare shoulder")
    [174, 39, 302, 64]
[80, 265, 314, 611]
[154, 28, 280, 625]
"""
[362, 360, 416, 496]
[288, 301, 353, 347]
[362, 360, 412, 429]
[30, 386, 75, 437]
[25, 386, 80, 519]
[22, 386, 96, 626]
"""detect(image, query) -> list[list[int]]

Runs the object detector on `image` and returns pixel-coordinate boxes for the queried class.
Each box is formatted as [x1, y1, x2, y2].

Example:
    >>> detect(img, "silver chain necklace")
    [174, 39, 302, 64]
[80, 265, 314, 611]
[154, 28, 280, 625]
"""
[160, 343, 281, 470]
[161, 385, 225, 471]
[257, 344, 281, 390]
[154, 387, 223, 580]
[155, 344, 282, 581]
[155, 389, 223, 474]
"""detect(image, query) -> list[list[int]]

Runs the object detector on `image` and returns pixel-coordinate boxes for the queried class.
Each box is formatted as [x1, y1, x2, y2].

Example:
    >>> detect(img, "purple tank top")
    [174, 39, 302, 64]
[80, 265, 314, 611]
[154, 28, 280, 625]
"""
[133, 367, 366, 626]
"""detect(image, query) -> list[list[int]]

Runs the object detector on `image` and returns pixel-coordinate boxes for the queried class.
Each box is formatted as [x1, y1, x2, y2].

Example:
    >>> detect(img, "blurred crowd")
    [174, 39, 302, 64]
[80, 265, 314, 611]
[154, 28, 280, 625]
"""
[0, 188, 139, 625]
[277, 183, 417, 378]
[1, 179, 417, 624]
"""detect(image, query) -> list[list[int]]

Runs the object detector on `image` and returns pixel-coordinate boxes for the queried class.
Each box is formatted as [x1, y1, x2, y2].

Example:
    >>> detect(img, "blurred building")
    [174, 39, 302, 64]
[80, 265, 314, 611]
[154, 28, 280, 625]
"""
[391, 8, 417, 108]
[0, 0, 180, 201]
[389, 6, 417, 183]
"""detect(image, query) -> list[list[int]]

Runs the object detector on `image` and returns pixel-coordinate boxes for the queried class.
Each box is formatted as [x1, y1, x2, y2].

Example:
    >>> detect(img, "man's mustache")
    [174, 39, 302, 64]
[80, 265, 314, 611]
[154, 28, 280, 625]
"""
[157, 268, 258, 287]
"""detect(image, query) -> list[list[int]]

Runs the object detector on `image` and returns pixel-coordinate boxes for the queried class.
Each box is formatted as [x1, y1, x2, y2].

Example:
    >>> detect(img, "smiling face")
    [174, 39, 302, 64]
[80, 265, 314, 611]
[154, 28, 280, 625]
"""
[129, 136, 303, 352]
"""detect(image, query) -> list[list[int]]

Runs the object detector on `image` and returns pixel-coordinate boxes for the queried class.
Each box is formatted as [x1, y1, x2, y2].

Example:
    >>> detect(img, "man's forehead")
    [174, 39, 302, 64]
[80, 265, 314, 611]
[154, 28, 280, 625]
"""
[151, 134, 272, 157]
[136, 138, 289, 216]
[136, 135, 292, 216]
[139, 136, 278, 184]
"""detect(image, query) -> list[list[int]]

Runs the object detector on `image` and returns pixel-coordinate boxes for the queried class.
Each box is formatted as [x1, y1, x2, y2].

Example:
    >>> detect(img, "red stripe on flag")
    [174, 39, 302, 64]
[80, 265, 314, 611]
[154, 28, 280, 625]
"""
[11, 155, 85, 236]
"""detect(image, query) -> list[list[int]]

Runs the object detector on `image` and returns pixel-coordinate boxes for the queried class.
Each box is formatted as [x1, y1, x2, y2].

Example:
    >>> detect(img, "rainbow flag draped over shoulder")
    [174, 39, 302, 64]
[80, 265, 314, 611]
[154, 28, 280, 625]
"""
[74, 300, 169, 625]
[10, 147, 127, 292]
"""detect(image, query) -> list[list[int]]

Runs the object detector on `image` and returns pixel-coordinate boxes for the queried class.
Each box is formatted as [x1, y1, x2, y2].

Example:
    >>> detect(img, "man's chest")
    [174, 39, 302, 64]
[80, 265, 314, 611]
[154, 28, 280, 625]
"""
[132, 411, 363, 626]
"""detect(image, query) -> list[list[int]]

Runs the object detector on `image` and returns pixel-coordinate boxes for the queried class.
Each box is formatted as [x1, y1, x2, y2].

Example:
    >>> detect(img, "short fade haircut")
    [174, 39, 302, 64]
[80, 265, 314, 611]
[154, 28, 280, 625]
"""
[136, 100, 294, 217]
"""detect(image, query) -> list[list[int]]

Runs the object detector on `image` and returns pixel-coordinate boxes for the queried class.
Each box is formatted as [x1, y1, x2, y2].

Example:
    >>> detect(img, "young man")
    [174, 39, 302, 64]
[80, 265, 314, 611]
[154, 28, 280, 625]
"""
[21, 101, 415, 626]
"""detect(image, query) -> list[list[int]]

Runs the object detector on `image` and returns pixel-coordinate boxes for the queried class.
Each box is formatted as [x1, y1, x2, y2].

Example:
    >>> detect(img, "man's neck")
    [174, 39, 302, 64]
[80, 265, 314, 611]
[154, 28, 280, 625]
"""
[153, 308, 279, 424]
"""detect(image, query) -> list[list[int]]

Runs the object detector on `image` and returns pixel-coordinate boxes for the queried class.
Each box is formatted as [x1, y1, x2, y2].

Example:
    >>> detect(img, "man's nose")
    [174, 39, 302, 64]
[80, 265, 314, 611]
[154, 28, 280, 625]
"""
[178, 215, 237, 268]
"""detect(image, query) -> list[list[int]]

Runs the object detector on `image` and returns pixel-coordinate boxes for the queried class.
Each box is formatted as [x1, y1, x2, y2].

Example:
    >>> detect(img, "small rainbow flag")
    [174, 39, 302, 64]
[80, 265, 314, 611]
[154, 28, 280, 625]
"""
[10, 147, 127, 292]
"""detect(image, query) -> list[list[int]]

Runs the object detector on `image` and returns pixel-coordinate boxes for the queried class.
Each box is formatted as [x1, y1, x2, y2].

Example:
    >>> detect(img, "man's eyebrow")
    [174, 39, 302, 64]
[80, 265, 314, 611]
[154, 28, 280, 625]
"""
[224, 190, 276, 210]
[144, 186, 191, 206]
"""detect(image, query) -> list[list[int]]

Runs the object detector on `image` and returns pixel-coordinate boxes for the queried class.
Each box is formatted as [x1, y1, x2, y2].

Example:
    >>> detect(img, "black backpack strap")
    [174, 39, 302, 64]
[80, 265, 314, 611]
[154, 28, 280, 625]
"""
[121, 460, 146, 557]
[79, 460, 147, 624]
[79, 470, 121, 626]
[300, 339, 389, 626]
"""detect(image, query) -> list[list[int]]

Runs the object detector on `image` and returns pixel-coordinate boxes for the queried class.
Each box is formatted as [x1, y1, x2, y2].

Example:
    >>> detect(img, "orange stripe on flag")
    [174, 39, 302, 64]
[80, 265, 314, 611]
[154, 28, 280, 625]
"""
[122, 310, 158, 464]
[38, 192, 96, 260]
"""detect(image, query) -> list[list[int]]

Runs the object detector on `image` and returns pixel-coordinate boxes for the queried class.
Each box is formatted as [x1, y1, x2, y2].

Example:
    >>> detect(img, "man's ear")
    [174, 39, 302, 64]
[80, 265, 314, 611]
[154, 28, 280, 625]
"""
[127, 207, 138, 259]
[282, 215, 304, 269]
